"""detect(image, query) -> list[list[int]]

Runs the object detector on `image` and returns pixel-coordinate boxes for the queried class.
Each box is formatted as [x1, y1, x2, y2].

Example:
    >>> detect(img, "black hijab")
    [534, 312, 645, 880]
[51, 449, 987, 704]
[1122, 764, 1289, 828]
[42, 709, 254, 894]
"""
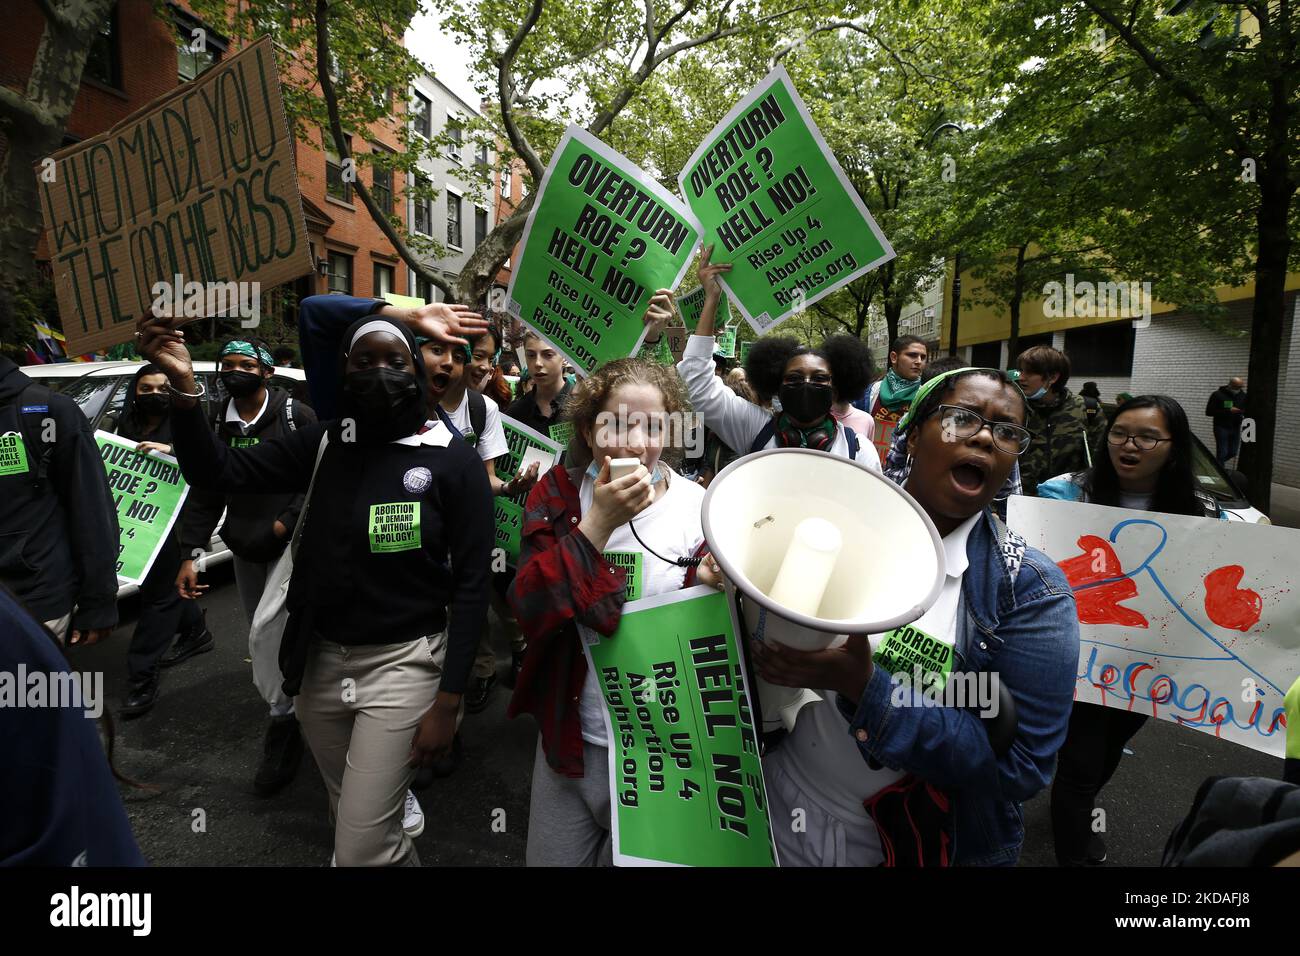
[117, 363, 171, 443]
[334, 315, 429, 446]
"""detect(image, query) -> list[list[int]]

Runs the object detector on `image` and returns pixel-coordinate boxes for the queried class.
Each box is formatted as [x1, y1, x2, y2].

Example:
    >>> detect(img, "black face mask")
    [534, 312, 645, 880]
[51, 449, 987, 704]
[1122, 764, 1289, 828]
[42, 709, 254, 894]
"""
[343, 367, 421, 421]
[779, 381, 834, 424]
[221, 370, 264, 399]
[135, 392, 170, 417]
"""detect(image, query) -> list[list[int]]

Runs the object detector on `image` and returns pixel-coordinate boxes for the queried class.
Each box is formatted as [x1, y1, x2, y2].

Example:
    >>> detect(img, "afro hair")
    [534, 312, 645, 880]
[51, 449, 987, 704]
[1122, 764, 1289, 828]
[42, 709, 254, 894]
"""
[820, 334, 874, 403]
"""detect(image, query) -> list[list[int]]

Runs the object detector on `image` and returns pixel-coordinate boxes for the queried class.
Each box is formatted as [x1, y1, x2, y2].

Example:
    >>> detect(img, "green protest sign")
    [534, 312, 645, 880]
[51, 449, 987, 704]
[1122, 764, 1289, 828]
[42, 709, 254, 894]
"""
[548, 421, 575, 447]
[94, 431, 190, 586]
[637, 335, 674, 367]
[494, 415, 564, 565]
[581, 586, 776, 867]
[739, 340, 753, 364]
[715, 326, 737, 359]
[506, 126, 702, 376]
[675, 285, 732, 333]
[677, 67, 894, 335]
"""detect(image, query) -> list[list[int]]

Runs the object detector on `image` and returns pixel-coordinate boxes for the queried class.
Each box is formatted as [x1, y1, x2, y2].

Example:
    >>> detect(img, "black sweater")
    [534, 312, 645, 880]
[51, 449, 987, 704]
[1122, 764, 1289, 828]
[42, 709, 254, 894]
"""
[0, 358, 119, 628]
[169, 400, 493, 694]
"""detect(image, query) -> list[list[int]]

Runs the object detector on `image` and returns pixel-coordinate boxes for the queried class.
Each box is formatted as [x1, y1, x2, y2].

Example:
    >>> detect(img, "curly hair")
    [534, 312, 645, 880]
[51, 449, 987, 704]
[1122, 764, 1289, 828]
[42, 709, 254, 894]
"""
[820, 334, 874, 404]
[743, 336, 817, 403]
[562, 357, 693, 471]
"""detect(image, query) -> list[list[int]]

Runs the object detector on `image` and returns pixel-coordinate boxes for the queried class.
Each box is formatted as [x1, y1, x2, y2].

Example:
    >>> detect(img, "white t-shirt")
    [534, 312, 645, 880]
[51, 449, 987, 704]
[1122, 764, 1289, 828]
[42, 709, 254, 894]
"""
[766, 509, 979, 862]
[677, 335, 880, 470]
[577, 467, 705, 746]
[445, 389, 508, 461]
[1118, 490, 1154, 511]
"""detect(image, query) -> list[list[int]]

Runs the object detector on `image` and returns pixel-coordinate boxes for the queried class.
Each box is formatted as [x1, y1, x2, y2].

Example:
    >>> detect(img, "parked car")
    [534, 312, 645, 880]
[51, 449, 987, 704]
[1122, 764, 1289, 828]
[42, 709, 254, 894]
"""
[23, 360, 309, 597]
[1187, 432, 1268, 523]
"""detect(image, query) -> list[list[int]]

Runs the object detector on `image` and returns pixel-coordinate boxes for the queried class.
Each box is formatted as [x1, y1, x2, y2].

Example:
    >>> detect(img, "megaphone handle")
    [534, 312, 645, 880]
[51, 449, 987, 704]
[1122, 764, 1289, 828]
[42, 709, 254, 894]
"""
[733, 592, 781, 755]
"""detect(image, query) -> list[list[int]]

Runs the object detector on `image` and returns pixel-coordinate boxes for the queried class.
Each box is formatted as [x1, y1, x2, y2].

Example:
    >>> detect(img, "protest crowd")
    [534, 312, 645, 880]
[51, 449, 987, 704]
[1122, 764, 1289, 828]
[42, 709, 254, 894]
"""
[3, 51, 1298, 876]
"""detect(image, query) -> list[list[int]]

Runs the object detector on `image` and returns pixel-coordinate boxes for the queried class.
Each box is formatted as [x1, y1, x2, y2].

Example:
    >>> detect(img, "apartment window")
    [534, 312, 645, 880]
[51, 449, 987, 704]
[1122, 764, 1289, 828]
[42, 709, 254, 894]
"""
[373, 263, 395, 297]
[413, 175, 432, 236]
[85, 10, 121, 89]
[447, 119, 464, 163]
[415, 275, 434, 304]
[327, 253, 352, 295]
[1064, 322, 1136, 378]
[477, 144, 489, 167]
[412, 92, 432, 137]
[175, 15, 223, 82]
[371, 151, 392, 212]
[500, 169, 511, 199]
[325, 132, 353, 203]
[474, 207, 488, 247]
[447, 193, 463, 248]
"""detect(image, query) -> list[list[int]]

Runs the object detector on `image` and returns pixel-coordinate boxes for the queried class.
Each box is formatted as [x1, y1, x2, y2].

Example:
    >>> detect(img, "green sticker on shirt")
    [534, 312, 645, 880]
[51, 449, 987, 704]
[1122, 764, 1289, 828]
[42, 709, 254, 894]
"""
[604, 550, 643, 601]
[230, 435, 261, 449]
[0, 433, 28, 476]
[873, 622, 953, 691]
[369, 502, 421, 553]
[548, 421, 575, 446]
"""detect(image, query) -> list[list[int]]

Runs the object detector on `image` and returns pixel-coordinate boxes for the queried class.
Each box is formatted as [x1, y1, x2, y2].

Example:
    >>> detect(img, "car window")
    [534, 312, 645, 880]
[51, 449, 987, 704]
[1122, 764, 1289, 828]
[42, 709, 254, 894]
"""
[1189, 436, 1240, 501]
[57, 376, 119, 423]
[96, 377, 132, 432]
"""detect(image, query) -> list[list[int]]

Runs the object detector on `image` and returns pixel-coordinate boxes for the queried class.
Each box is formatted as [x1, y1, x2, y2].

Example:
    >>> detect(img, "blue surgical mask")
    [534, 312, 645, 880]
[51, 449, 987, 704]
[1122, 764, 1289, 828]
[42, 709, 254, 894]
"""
[586, 461, 666, 484]
[1026, 385, 1047, 400]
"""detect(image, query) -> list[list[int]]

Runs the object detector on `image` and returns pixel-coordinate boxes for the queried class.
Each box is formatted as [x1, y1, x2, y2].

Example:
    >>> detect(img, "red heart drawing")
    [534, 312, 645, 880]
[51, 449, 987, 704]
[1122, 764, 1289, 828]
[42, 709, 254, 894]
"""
[1057, 535, 1149, 628]
[1203, 565, 1262, 632]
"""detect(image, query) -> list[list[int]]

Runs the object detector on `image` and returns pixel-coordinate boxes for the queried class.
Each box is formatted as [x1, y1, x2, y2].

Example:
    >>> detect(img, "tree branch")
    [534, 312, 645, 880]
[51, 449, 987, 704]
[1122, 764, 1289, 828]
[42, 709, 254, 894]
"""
[34, 0, 75, 33]
[1083, 0, 1252, 159]
[498, 0, 546, 181]
[314, 0, 451, 297]
[0, 83, 57, 131]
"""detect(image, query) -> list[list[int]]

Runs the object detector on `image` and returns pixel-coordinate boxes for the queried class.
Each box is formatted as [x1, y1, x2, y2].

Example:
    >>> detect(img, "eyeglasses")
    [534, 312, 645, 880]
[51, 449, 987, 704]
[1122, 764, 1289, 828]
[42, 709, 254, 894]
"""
[1107, 430, 1171, 451]
[933, 404, 1032, 455]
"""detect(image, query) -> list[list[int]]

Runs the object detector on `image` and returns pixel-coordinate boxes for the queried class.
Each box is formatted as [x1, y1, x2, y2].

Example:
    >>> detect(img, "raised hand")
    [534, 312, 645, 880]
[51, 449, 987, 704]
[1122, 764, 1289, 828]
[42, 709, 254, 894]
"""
[404, 302, 489, 346]
[698, 244, 733, 302]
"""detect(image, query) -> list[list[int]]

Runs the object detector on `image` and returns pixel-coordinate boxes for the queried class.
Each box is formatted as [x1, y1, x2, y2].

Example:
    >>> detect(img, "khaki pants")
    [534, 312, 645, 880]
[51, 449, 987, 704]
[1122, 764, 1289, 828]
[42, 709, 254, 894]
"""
[44, 613, 72, 646]
[296, 633, 450, 867]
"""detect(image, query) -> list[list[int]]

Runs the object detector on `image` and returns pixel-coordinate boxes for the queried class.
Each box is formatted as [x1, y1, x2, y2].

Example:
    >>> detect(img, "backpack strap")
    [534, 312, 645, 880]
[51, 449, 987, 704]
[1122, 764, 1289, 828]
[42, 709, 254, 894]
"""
[467, 389, 487, 441]
[281, 396, 297, 432]
[844, 425, 859, 460]
[749, 418, 778, 454]
[14, 383, 56, 491]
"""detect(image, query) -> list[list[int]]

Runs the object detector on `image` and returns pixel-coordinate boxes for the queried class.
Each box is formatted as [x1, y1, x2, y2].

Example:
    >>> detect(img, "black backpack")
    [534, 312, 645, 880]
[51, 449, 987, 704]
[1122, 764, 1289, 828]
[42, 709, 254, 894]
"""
[2, 383, 58, 491]
[463, 389, 487, 446]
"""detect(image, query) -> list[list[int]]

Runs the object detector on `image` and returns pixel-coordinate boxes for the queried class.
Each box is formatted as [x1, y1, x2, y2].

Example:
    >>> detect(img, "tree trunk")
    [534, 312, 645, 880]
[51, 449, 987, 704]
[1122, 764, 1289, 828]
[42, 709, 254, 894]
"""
[1006, 244, 1027, 362]
[0, 0, 115, 322]
[453, 192, 535, 305]
[1236, 164, 1292, 515]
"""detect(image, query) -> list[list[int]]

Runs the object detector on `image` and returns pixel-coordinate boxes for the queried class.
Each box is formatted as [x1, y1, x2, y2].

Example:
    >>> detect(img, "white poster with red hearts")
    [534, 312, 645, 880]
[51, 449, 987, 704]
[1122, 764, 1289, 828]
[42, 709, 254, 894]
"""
[1008, 496, 1300, 757]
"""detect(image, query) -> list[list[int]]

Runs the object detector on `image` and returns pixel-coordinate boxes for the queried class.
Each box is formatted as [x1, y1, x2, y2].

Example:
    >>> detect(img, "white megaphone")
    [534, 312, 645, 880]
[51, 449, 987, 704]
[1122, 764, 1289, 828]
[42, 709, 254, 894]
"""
[701, 448, 946, 733]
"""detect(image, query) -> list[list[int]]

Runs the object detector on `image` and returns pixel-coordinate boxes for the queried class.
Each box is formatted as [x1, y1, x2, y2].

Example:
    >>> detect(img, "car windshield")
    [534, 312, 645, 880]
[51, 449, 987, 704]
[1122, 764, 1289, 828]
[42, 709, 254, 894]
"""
[1189, 436, 1240, 501]
[56, 375, 119, 423]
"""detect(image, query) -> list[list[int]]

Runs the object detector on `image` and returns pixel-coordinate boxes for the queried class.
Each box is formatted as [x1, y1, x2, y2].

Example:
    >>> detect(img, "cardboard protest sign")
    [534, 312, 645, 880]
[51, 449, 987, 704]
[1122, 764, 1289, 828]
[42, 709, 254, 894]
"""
[666, 326, 689, 363]
[95, 431, 190, 585]
[493, 416, 563, 564]
[675, 284, 732, 333]
[1008, 496, 1300, 757]
[678, 67, 894, 335]
[581, 586, 776, 866]
[505, 126, 701, 376]
[37, 38, 312, 354]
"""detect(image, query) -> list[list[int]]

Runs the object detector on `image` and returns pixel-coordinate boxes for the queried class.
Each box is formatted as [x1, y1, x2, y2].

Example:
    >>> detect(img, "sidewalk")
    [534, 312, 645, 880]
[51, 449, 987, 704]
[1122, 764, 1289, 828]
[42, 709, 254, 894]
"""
[1269, 482, 1300, 528]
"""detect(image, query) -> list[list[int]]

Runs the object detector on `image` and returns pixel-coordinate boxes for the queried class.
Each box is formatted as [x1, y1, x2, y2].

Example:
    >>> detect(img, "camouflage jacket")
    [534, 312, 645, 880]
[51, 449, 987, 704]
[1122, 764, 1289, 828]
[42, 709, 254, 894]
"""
[1020, 388, 1107, 495]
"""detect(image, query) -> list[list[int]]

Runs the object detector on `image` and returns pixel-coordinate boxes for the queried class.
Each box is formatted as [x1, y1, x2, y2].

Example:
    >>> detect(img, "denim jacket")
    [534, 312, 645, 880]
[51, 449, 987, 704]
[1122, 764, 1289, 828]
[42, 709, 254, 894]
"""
[838, 508, 1080, 865]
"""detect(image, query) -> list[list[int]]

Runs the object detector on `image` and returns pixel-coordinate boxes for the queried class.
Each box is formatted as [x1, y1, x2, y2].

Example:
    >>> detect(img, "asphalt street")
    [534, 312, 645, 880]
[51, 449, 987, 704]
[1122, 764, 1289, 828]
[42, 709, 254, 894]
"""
[72, 566, 1283, 867]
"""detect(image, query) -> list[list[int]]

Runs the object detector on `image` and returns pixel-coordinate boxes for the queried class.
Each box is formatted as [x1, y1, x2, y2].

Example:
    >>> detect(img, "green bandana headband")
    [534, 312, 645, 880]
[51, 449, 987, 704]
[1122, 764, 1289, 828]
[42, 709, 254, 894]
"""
[897, 367, 1023, 433]
[222, 340, 274, 369]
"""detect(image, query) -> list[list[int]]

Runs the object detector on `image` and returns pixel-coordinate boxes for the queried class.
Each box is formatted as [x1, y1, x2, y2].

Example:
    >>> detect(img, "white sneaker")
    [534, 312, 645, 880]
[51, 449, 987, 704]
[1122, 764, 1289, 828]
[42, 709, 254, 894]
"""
[403, 790, 425, 838]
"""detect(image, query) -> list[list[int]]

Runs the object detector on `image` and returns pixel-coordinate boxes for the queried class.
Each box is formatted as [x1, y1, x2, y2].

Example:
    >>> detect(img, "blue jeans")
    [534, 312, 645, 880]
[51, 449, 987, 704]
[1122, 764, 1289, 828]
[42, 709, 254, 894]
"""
[1214, 421, 1241, 465]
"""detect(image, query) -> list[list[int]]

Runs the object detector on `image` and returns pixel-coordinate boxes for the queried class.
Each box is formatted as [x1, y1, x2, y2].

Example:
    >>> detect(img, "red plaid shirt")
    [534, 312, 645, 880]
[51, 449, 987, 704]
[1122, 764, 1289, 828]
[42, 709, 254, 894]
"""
[507, 464, 702, 777]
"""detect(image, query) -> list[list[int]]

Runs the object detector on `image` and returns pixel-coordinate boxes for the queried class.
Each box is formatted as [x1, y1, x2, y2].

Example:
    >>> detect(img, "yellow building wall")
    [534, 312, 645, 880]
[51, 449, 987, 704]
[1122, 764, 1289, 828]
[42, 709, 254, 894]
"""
[939, 259, 1300, 349]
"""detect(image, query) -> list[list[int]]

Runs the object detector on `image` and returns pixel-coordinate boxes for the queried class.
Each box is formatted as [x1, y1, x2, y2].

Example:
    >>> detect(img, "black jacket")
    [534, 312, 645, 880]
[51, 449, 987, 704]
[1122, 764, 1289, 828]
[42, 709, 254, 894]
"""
[0, 357, 119, 628]
[505, 381, 573, 437]
[179, 386, 315, 564]
[1205, 386, 1247, 429]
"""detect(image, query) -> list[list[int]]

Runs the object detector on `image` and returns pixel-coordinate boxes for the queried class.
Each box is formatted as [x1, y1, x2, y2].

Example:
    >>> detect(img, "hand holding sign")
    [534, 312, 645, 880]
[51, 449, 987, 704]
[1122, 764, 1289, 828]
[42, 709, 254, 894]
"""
[397, 302, 488, 348]
[641, 288, 676, 340]
[136, 312, 197, 397]
[698, 244, 733, 302]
